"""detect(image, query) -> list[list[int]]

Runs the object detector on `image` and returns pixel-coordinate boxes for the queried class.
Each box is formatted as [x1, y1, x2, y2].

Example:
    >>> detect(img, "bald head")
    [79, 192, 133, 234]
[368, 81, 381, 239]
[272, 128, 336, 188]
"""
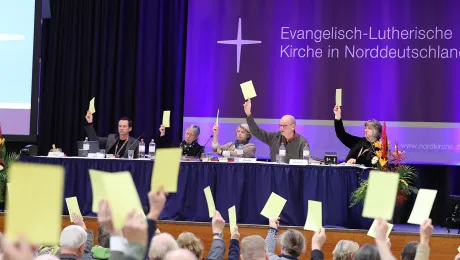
[163, 248, 198, 260]
[241, 235, 267, 260]
[279, 115, 296, 138]
[148, 233, 179, 260]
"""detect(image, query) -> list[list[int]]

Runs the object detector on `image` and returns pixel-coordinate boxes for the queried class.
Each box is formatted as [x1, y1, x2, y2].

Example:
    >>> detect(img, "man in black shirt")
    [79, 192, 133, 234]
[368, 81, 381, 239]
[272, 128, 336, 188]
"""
[84, 110, 139, 158]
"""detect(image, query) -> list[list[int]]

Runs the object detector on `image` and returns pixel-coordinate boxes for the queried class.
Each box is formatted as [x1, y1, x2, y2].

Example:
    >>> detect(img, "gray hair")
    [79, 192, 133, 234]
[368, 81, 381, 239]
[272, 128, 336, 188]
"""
[354, 244, 380, 260]
[186, 124, 200, 137]
[364, 119, 382, 139]
[237, 124, 252, 141]
[241, 235, 266, 259]
[163, 249, 198, 260]
[148, 233, 179, 260]
[401, 241, 419, 260]
[59, 225, 87, 250]
[279, 229, 306, 257]
[332, 240, 360, 260]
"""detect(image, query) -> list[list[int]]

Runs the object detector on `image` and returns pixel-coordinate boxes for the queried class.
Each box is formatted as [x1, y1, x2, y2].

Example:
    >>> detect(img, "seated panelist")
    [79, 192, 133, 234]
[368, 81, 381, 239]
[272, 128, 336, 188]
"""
[212, 123, 256, 158]
[243, 98, 309, 162]
[84, 111, 139, 158]
[333, 105, 382, 167]
[161, 124, 203, 157]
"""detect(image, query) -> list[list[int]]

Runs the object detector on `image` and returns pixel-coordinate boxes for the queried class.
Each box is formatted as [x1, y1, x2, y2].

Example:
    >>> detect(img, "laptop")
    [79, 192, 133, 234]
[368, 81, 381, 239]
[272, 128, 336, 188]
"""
[77, 141, 100, 155]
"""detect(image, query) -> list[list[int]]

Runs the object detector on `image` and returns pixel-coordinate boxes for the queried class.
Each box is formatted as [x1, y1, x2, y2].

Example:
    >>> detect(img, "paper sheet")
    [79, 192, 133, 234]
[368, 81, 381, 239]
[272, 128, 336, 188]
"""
[304, 200, 322, 231]
[151, 148, 183, 192]
[260, 192, 287, 220]
[240, 80, 257, 100]
[162, 111, 171, 127]
[204, 186, 216, 218]
[407, 189, 437, 225]
[362, 171, 400, 220]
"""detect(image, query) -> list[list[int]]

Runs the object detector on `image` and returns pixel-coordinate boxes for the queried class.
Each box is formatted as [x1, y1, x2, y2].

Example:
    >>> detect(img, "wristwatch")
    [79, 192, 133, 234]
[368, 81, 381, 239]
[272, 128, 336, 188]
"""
[213, 232, 223, 239]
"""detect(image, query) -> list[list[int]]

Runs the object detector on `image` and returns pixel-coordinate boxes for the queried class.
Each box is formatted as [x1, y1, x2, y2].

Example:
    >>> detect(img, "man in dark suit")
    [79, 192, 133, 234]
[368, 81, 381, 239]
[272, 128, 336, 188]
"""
[84, 111, 139, 158]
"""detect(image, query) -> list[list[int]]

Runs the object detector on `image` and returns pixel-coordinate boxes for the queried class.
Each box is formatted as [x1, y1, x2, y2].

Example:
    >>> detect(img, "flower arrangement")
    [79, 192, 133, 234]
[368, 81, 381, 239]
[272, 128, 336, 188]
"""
[0, 125, 20, 203]
[350, 122, 418, 207]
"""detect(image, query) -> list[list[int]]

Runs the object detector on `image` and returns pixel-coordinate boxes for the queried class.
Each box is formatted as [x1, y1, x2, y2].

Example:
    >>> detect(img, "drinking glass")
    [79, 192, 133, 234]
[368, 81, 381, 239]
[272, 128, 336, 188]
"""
[128, 150, 134, 159]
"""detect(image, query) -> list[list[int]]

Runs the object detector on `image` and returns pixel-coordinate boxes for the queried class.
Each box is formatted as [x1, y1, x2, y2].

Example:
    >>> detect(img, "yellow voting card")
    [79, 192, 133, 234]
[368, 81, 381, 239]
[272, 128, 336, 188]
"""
[89, 97, 96, 114]
[89, 169, 108, 213]
[362, 171, 399, 220]
[240, 80, 257, 100]
[204, 186, 216, 218]
[162, 111, 171, 127]
[229, 205, 237, 231]
[5, 162, 64, 245]
[100, 171, 144, 229]
[151, 148, 182, 192]
[336, 89, 342, 106]
[407, 189, 437, 225]
[216, 109, 219, 125]
[304, 200, 322, 231]
[260, 192, 287, 220]
[65, 197, 83, 222]
[367, 219, 393, 238]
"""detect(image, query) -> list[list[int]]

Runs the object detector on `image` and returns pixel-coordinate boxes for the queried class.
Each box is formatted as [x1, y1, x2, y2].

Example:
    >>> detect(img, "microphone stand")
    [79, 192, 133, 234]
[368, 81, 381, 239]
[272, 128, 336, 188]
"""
[121, 133, 145, 158]
[195, 135, 214, 159]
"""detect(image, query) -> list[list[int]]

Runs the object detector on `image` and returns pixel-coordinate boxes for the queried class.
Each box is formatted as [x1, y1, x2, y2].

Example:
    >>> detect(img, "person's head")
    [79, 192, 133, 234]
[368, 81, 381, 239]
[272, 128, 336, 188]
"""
[176, 232, 204, 259]
[118, 117, 133, 137]
[279, 229, 306, 257]
[354, 244, 380, 260]
[332, 240, 359, 260]
[279, 115, 296, 138]
[236, 124, 252, 142]
[400, 241, 419, 260]
[148, 233, 179, 260]
[241, 235, 268, 260]
[163, 248, 198, 260]
[364, 119, 382, 142]
[59, 225, 88, 258]
[97, 225, 110, 248]
[184, 125, 200, 143]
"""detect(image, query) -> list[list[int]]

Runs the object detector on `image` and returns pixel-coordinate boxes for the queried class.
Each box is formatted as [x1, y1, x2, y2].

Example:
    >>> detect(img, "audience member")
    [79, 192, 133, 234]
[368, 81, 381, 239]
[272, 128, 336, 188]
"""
[163, 248, 198, 260]
[265, 218, 308, 259]
[332, 240, 359, 260]
[354, 244, 381, 260]
[240, 235, 268, 260]
[148, 233, 178, 260]
[176, 232, 204, 259]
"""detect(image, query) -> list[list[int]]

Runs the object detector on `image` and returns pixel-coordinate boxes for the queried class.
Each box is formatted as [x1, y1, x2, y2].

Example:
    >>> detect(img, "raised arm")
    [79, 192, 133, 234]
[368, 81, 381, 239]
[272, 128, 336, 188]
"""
[244, 99, 276, 145]
[414, 219, 433, 260]
[84, 110, 108, 147]
[265, 218, 279, 257]
[333, 106, 361, 149]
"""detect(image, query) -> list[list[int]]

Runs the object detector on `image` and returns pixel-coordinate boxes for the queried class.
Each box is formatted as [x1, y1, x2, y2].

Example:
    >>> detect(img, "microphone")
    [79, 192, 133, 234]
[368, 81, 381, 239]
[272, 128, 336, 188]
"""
[195, 135, 214, 158]
[122, 133, 145, 158]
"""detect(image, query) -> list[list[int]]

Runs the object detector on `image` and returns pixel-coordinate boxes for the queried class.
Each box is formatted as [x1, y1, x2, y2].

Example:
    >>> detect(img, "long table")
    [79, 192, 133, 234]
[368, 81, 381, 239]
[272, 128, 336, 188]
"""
[19, 156, 373, 229]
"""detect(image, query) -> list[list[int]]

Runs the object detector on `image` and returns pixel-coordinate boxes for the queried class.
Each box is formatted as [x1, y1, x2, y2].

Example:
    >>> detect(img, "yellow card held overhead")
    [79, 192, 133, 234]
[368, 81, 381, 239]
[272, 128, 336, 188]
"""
[100, 171, 144, 230]
[229, 206, 237, 231]
[65, 197, 83, 222]
[151, 148, 183, 192]
[89, 97, 96, 114]
[362, 171, 400, 220]
[240, 80, 257, 100]
[367, 219, 393, 238]
[304, 200, 322, 232]
[162, 111, 171, 128]
[335, 89, 342, 106]
[407, 189, 437, 225]
[204, 186, 216, 218]
[6, 162, 64, 245]
[89, 169, 108, 213]
[260, 192, 287, 220]
[216, 109, 220, 125]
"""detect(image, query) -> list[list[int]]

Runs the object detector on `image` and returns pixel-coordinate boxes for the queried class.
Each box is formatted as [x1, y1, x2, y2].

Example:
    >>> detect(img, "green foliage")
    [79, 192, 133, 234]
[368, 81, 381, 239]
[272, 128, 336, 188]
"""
[0, 152, 20, 203]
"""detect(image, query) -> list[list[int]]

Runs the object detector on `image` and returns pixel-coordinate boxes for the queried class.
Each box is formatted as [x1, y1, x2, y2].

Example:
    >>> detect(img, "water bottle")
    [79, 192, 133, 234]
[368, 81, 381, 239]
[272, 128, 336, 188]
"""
[138, 139, 145, 158]
[83, 137, 90, 151]
[279, 142, 286, 163]
[303, 144, 310, 164]
[149, 139, 156, 158]
[236, 144, 244, 157]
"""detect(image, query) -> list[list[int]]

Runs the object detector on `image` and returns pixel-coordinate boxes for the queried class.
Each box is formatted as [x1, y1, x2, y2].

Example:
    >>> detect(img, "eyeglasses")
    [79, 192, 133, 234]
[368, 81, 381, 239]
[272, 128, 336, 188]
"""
[278, 124, 293, 129]
[185, 132, 195, 137]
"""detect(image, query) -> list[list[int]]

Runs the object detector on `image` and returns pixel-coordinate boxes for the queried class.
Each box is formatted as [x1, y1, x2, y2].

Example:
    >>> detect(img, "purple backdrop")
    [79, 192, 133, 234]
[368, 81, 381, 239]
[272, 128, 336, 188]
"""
[184, 0, 460, 164]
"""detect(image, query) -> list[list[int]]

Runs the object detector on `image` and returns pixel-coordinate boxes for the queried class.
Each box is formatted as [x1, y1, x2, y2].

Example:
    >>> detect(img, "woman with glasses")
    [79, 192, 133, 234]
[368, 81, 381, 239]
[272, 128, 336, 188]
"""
[160, 124, 203, 157]
[211, 123, 256, 158]
[333, 105, 382, 167]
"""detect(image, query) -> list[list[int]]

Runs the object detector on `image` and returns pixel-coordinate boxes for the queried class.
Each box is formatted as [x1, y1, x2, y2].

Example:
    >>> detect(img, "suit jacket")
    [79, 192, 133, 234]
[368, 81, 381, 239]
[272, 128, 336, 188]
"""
[84, 123, 139, 158]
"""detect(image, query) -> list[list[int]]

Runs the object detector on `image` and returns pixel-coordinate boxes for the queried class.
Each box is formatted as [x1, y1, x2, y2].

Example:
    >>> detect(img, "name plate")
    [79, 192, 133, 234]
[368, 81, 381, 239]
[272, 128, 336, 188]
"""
[235, 158, 257, 163]
[218, 158, 229, 162]
[48, 152, 65, 158]
[289, 159, 309, 165]
[88, 153, 105, 159]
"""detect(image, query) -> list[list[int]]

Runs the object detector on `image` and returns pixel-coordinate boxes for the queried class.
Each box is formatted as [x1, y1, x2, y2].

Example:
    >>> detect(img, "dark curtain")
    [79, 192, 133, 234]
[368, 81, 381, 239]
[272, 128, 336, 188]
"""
[39, 0, 187, 155]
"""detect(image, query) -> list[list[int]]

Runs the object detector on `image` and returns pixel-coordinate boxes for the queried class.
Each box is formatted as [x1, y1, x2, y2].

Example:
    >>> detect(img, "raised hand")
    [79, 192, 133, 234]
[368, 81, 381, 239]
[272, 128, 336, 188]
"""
[212, 123, 219, 135]
[231, 226, 240, 240]
[212, 211, 225, 234]
[333, 105, 341, 120]
[312, 227, 327, 250]
[159, 125, 166, 137]
[269, 218, 280, 230]
[3, 236, 35, 260]
[97, 200, 120, 236]
[123, 210, 148, 246]
[243, 98, 252, 117]
[147, 187, 168, 220]
[72, 213, 86, 229]
[375, 218, 390, 243]
[85, 110, 93, 123]
[420, 218, 433, 244]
